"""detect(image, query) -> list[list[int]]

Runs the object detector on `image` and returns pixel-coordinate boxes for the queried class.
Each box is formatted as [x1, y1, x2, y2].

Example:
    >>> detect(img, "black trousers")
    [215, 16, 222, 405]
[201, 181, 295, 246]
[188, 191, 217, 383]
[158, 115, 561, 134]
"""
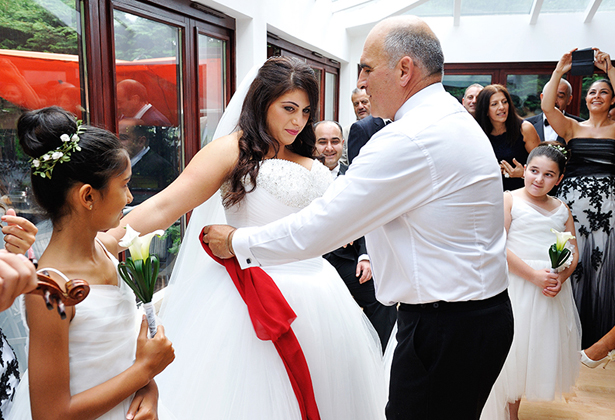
[325, 253, 397, 350]
[386, 290, 513, 420]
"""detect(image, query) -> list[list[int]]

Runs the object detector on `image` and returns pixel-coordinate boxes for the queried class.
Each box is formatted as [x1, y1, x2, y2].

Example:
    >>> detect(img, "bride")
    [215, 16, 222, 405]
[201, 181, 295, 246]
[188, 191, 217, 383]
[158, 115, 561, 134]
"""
[109, 56, 387, 419]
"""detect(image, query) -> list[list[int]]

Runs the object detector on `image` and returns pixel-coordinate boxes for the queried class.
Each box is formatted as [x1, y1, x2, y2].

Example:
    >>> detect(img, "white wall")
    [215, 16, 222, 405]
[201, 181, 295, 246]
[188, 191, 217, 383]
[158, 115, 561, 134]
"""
[194, 0, 615, 124]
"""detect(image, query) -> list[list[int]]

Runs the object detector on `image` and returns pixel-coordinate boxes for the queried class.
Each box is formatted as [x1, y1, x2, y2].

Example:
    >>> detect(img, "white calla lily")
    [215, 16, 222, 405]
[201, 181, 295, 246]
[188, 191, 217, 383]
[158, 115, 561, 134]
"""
[119, 224, 165, 260]
[550, 229, 575, 251]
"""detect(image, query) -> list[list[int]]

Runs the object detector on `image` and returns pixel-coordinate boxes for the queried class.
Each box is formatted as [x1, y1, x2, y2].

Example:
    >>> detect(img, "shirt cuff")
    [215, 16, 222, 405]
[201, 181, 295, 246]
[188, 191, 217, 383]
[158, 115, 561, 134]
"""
[232, 227, 261, 269]
[358, 254, 370, 262]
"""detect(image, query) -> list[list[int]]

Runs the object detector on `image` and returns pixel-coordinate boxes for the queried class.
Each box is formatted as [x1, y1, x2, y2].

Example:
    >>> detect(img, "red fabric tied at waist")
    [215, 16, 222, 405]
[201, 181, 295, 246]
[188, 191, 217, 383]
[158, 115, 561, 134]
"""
[200, 230, 321, 420]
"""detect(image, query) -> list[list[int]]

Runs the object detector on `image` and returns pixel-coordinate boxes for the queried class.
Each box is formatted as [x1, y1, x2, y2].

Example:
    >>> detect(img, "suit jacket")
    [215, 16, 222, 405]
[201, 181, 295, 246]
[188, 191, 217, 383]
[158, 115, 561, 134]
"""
[526, 111, 584, 144]
[323, 164, 368, 262]
[347, 115, 386, 164]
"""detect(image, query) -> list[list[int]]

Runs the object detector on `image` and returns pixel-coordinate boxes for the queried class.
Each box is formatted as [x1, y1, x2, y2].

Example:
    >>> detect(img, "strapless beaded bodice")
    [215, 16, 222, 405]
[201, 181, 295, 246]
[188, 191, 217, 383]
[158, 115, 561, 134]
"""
[223, 159, 332, 228]
[564, 138, 615, 178]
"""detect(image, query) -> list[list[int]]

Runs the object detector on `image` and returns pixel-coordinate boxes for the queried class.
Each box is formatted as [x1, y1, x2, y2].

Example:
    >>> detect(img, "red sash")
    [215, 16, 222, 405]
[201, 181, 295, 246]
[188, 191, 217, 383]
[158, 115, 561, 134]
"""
[200, 231, 321, 420]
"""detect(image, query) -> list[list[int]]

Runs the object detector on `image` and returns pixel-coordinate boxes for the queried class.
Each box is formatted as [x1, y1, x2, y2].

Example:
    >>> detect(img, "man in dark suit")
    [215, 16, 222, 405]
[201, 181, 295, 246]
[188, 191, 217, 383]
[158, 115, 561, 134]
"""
[526, 78, 583, 144]
[347, 114, 386, 164]
[314, 120, 396, 350]
[118, 118, 176, 205]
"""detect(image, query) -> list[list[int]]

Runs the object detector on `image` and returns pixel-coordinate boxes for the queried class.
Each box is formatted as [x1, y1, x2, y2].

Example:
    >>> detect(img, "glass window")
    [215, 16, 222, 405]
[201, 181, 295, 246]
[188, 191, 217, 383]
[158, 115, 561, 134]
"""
[461, 0, 534, 15]
[442, 74, 492, 103]
[114, 9, 182, 290]
[198, 34, 227, 147]
[0, 0, 83, 372]
[506, 74, 551, 118]
[324, 72, 337, 121]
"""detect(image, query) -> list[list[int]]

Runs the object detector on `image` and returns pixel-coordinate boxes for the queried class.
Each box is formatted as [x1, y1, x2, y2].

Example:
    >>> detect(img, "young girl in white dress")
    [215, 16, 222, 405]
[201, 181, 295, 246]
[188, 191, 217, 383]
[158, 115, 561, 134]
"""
[483, 142, 582, 420]
[107, 56, 387, 420]
[8, 107, 175, 420]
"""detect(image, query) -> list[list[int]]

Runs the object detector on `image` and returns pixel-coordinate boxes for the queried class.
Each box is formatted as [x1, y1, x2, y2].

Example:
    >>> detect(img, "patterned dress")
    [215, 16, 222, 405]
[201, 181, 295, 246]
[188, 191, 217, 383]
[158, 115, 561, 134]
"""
[0, 330, 19, 419]
[558, 138, 615, 348]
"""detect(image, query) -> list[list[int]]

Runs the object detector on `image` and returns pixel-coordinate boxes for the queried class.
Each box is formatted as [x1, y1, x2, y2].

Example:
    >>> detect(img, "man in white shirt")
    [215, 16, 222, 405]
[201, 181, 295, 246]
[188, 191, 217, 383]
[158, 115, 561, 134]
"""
[204, 16, 512, 420]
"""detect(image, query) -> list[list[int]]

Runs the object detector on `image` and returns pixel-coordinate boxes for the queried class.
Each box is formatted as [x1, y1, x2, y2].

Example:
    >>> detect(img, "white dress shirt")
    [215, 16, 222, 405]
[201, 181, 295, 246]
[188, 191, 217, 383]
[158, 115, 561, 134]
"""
[233, 83, 508, 305]
[543, 114, 558, 142]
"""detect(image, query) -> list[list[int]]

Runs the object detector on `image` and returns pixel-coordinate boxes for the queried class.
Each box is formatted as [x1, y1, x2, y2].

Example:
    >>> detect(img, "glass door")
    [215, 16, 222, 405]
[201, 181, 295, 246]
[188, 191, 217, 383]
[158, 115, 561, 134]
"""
[197, 32, 228, 146]
[113, 8, 183, 288]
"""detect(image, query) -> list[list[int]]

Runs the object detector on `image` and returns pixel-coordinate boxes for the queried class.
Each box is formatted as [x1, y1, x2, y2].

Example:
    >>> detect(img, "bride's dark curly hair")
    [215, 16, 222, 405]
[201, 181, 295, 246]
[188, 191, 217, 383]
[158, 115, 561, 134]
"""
[223, 56, 319, 207]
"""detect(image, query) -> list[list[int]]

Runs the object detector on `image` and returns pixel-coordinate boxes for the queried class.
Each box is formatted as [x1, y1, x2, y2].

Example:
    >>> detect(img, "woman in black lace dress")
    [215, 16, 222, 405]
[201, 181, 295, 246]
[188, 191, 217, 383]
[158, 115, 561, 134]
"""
[543, 48, 615, 348]
[0, 211, 37, 418]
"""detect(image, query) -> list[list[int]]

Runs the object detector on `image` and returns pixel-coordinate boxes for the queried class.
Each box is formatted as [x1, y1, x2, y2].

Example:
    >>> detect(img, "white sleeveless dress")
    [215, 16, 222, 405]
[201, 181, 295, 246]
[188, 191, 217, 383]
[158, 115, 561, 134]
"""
[481, 195, 581, 419]
[8, 243, 147, 420]
[156, 159, 387, 420]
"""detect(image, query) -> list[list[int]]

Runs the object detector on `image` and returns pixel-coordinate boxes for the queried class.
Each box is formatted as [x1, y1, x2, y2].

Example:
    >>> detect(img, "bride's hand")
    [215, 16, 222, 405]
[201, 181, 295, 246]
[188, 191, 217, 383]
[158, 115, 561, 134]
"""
[135, 317, 175, 380]
[202, 225, 237, 259]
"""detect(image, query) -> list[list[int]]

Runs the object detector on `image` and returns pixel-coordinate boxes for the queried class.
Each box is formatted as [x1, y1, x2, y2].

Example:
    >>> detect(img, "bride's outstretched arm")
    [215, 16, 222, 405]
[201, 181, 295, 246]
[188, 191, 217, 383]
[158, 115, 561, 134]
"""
[106, 133, 239, 246]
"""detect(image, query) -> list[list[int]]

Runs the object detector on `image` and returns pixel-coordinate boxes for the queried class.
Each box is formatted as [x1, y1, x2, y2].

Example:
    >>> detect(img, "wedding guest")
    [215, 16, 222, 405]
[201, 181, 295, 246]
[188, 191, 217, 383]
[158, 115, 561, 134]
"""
[462, 83, 483, 117]
[0, 209, 37, 416]
[314, 120, 396, 350]
[475, 84, 540, 191]
[9, 106, 174, 419]
[525, 79, 583, 144]
[542, 48, 615, 348]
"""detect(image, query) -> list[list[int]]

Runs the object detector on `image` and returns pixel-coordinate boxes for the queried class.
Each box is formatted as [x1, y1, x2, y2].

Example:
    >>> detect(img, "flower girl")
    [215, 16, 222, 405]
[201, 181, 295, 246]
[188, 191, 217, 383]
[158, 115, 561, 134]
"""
[484, 142, 582, 420]
[8, 106, 175, 420]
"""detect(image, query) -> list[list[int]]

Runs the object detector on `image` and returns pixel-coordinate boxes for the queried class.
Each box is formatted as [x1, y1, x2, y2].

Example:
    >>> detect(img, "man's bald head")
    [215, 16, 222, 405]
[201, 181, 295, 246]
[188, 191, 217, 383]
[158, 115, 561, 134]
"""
[375, 16, 444, 79]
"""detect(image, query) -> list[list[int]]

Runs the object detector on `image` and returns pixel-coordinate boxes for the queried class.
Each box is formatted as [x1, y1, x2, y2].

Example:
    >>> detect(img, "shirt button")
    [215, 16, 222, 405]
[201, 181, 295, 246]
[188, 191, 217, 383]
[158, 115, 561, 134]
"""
[433, 303, 439, 309]
[246, 258, 252, 264]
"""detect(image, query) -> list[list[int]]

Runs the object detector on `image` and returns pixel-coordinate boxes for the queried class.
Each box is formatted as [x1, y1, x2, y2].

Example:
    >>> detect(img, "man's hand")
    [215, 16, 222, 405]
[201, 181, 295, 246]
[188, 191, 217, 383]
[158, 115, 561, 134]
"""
[356, 260, 372, 284]
[202, 225, 237, 259]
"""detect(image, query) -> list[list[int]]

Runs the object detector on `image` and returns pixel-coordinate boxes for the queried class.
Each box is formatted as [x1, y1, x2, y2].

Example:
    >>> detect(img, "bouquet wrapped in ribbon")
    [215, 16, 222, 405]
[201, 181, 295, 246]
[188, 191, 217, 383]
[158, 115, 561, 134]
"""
[118, 225, 165, 337]
[548, 229, 575, 272]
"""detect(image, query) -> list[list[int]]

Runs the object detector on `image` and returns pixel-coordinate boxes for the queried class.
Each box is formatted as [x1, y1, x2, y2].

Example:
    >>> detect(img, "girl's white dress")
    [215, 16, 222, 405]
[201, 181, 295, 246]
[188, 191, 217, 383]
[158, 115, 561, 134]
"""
[156, 158, 387, 420]
[8, 243, 152, 420]
[482, 194, 581, 419]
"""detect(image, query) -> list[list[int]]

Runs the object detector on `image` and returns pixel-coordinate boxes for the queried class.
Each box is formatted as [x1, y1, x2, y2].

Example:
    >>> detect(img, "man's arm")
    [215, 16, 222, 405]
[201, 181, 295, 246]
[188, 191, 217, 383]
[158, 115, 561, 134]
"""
[207, 128, 435, 268]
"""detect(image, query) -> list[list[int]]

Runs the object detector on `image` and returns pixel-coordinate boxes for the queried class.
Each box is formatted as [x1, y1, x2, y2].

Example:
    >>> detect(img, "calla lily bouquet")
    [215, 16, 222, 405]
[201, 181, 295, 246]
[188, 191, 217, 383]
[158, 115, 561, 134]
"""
[118, 224, 165, 337]
[549, 229, 575, 272]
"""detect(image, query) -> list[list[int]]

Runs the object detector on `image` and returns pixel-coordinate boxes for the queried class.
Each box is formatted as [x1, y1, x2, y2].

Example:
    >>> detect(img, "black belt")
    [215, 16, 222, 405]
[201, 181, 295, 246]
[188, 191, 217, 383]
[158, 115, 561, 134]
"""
[399, 290, 509, 313]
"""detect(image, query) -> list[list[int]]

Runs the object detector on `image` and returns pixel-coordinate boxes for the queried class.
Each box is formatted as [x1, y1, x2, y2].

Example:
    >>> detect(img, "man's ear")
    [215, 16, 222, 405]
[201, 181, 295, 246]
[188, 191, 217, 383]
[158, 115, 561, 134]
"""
[399, 56, 414, 87]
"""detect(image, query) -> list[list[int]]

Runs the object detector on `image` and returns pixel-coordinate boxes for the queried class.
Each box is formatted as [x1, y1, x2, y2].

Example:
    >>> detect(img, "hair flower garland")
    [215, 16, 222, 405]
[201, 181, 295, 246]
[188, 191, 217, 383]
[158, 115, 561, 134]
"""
[546, 143, 568, 157]
[31, 120, 84, 179]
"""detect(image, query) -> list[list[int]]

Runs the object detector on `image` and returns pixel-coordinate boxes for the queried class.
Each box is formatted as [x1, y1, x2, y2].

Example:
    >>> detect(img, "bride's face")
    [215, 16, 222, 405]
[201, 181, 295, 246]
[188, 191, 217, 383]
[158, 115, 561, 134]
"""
[266, 89, 311, 147]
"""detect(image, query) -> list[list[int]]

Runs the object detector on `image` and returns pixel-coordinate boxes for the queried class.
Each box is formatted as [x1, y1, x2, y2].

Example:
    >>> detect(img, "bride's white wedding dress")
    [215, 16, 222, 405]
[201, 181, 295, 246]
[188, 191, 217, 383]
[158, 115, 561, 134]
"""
[156, 158, 387, 419]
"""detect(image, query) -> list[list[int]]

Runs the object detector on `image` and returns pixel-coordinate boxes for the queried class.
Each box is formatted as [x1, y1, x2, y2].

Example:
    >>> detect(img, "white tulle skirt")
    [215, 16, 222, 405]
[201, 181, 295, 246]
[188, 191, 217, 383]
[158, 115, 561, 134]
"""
[156, 253, 387, 420]
[481, 259, 581, 419]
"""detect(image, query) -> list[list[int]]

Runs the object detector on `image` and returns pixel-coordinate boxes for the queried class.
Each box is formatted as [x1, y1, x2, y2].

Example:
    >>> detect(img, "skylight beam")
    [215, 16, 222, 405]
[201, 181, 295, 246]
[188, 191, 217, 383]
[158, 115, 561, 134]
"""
[584, 0, 602, 23]
[332, 0, 373, 14]
[453, 0, 461, 26]
[529, 0, 544, 25]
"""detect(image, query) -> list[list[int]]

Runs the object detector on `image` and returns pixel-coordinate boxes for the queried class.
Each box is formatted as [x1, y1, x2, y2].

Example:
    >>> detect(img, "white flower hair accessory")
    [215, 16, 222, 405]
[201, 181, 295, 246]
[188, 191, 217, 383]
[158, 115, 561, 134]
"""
[31, 120, 84, 179]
